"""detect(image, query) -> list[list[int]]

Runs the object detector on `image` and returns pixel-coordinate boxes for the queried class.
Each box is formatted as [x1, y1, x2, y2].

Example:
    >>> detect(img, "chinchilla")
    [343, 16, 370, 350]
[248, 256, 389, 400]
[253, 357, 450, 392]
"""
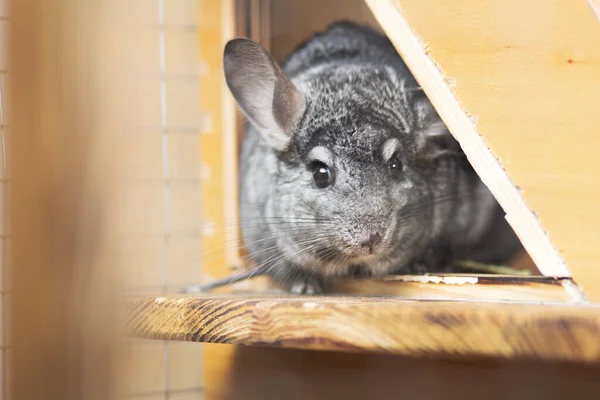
[186, 21, 522, 294]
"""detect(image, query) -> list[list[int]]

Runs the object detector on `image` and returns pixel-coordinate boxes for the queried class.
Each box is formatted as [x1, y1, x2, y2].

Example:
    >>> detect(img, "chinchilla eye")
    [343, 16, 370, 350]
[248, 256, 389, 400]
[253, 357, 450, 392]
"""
[310, 161, 333, 189]
[387, 152, 403, 179]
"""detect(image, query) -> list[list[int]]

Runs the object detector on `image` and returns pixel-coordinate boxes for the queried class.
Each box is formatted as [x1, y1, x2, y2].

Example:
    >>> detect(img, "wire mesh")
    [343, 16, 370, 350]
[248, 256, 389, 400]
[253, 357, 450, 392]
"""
[123, 1, 204, 399]
[0, 1, 206, 398]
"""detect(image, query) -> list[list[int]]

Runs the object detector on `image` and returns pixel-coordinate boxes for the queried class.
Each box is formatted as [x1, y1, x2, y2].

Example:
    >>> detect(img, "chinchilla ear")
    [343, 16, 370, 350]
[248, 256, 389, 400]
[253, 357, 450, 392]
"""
[223, 38, 306, 151]
[412, 91, 461, 161]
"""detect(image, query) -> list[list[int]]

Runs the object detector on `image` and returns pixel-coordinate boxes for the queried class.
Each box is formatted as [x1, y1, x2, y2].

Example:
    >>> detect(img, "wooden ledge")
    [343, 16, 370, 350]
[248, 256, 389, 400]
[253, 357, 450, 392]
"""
[194, 274, 579, 303]
[125, 294, 600, 363]
[325, 275, 577, 302]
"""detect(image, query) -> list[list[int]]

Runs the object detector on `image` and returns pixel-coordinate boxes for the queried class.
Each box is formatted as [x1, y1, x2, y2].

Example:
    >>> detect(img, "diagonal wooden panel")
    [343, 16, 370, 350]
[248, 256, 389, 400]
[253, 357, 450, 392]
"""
[589, 0, 600, 21]
[366, 0, 600, 300]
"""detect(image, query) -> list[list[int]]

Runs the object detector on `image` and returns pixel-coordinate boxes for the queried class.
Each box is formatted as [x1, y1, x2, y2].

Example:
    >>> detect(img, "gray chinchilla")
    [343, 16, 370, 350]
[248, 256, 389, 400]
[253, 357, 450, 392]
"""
[219, 21, 522, 294]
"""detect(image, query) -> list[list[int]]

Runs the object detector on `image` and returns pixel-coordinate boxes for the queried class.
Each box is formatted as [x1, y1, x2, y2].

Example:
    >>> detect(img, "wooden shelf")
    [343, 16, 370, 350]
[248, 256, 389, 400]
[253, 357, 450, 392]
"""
[325, 275, 577, 302]
[125, 292, 600, 363]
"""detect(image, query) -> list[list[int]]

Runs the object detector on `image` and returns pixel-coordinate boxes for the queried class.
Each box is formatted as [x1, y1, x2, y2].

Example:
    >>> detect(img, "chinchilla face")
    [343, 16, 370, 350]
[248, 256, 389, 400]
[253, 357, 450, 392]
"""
[224, 38, 463, 276]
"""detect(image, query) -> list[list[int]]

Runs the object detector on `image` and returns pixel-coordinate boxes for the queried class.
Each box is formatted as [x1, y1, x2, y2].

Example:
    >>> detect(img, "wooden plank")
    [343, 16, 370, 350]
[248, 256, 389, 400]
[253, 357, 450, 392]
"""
[197, 1, 239, 399]
[364, 0, 600, 300]
[9, 0, 128, 399]
[198, 0, 239, 282]
[589, 0, 600, 21]
[125, 294, 600, 363]
[327, 275, 575, 302]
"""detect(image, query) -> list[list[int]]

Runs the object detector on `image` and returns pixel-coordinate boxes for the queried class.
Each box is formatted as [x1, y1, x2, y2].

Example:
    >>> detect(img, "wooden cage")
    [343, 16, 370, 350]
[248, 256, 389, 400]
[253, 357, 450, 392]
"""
[5, 0, 600, 400]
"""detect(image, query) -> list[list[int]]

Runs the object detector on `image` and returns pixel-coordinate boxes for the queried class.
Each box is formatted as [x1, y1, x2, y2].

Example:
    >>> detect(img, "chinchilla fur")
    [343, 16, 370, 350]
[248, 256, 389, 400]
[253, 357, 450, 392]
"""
[223, 21, 522, 294]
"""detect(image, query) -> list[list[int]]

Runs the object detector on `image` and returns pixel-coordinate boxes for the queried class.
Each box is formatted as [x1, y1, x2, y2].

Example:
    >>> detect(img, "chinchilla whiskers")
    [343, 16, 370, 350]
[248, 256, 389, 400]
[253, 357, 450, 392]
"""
[175, 225, 333, 271]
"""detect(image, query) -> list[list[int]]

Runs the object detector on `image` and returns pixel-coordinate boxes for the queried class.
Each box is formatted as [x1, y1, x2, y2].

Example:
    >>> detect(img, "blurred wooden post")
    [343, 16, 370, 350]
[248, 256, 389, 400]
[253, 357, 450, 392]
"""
[9, 0, 136, 399]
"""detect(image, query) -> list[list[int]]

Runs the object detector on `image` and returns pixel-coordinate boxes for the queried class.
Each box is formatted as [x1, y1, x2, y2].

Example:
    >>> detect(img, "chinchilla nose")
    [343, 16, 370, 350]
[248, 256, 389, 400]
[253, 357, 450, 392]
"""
[360, 231, 382, 252]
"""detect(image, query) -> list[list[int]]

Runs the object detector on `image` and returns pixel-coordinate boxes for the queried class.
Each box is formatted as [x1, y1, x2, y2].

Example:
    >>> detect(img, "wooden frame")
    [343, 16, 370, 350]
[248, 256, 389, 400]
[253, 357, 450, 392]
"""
[10, 1, 600, 400]
[187, 4, 600, 395]
[198, 0, 239, 282]
[197, 1, 240, 396]
[194, 0, 599, 304]
[365, 0, 600, 301]
[128, 0, 600, 397]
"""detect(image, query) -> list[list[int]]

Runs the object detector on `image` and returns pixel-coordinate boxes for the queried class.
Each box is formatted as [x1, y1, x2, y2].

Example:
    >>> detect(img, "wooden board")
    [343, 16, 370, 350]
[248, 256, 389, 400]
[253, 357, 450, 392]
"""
[126, 294, 600, 363]
[589, 0, 600, 21]
[326, 275, 577, 302]
[204, 275, 579, 303]
[199, 0, 239, 282]
[197, 1, 239, 398]
[364, 0, 600, 300]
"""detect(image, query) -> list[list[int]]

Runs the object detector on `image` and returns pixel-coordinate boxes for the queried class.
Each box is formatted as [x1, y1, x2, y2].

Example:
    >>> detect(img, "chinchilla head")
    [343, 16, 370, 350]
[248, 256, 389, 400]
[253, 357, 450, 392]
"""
[224, 37, 464, 276]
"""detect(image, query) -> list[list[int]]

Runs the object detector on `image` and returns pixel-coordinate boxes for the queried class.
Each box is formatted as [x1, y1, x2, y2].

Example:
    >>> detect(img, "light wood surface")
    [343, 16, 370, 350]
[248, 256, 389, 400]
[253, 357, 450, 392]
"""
[589, 0, 600, 21]
[327, 275, 576, 302]
[126, 294, 600, 363]
[365, 0, 600, 300]
[198, 1, 239, 398]
[203, 274, 579, 303]
[199, 0, 238, 282]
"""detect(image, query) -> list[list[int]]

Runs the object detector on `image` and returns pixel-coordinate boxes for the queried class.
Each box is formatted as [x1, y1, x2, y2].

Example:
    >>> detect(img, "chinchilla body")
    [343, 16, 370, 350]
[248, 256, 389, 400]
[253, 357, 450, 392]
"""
[226, 22, 522, 293]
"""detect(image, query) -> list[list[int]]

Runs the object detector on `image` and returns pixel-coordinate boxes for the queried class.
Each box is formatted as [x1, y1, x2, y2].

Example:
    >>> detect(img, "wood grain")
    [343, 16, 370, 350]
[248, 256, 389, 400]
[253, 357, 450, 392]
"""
[126, 294, 600, 363]
[365, 0, 600, 300]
